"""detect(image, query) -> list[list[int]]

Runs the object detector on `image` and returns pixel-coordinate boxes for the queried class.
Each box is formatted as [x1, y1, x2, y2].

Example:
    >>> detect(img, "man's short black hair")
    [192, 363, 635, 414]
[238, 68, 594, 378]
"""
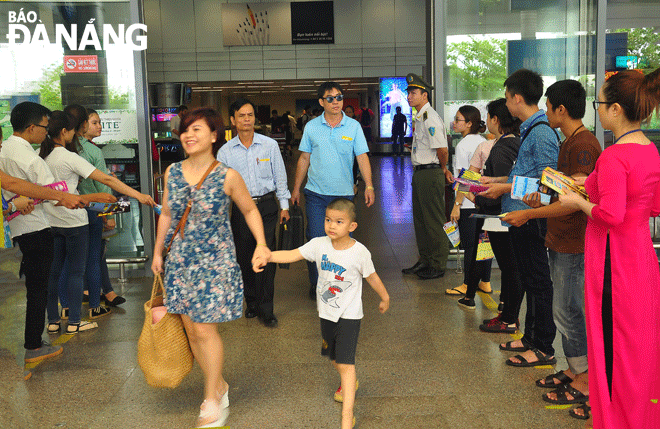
[504, 69, 544, 105]
[229, 98, 256, 117]
[545, 80, 587, 120]
[176, 105, 188, 113]
[10, 102, 51, 132]
[304, 105, 311, 111]
[396, 106, 402, 113]
[317, 82, 343, 99]
[272, 109, 278, 115]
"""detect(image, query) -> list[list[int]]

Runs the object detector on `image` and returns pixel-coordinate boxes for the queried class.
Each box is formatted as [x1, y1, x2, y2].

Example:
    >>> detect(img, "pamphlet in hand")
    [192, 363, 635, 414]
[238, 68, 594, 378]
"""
[511, 176, 551, 205]
[88, 196, 131, 216]
[443, 221, 460, 248]
[469, 213, 507, 219]
[453, 169, 489, 194]
[6, 181, 68, 221]
[540, 167, 589, 199]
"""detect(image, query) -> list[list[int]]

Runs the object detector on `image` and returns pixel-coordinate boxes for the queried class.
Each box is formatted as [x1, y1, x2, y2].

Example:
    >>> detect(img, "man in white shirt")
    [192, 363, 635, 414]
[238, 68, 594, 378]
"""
[0, 102, 81, 363]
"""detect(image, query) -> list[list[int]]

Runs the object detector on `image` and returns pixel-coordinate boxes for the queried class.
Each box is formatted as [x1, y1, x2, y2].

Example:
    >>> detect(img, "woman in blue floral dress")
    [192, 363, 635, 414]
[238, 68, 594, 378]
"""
[152, 107, 270, 428]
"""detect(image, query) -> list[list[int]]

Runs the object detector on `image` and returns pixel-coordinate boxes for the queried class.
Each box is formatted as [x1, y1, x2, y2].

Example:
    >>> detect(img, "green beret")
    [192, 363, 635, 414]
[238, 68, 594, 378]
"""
[406, 73, 434, 93]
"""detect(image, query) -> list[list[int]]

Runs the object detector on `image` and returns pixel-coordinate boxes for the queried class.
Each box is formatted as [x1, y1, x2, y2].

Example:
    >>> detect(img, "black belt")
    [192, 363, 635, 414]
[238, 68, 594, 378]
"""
[252, 191, 276, 204]
[413, 164, 442, 172]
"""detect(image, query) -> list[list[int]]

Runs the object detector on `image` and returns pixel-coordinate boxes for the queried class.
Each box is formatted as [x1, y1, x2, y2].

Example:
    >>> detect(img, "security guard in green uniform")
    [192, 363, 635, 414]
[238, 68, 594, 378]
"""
[402, 73, 453, 279]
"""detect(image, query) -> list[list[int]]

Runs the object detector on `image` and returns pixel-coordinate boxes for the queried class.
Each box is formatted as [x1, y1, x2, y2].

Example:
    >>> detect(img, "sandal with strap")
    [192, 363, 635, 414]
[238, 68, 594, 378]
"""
[196, 399, 229, 428]
[48, 322, 61, 334]
[536, 370, 573, 388]
[542, 384, 589, 405]
[500, 340, 530, 352]
[66, 320, 98, 334]
[506, 348, 557, 367]
[569, 403, 591, 420]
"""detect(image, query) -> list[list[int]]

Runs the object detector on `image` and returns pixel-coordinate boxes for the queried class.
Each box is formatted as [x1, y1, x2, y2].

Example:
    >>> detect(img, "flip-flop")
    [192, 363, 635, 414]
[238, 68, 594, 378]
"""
[542, 384, 589, 405]
[506, 348, 557, 367]
[569, 403, 591, 420]
[500, 340, 530, 352]
[445, 285, 466, 295]
[536, 370, 573, 388]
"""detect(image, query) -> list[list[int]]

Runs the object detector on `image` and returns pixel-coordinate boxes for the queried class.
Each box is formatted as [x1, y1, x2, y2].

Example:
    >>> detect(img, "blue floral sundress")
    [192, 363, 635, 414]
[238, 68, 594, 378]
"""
[164, 162, 243, 323]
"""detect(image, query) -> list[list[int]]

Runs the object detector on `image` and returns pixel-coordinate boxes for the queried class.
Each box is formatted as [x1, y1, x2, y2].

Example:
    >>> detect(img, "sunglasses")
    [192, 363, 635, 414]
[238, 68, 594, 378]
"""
[34, 124, 49, 131]
[323, 94, 344, 103]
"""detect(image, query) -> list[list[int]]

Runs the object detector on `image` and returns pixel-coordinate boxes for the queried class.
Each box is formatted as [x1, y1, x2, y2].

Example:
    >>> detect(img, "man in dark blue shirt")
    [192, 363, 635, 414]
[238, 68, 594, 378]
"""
[391, 106, 408, 156]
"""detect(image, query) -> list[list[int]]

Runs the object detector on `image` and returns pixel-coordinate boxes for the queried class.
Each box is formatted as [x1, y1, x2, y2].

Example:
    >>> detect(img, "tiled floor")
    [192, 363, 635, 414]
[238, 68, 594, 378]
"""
[0, 154, 583, 429]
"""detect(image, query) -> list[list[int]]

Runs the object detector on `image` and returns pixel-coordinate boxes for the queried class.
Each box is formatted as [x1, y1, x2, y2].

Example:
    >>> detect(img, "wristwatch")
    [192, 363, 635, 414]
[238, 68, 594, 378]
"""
[8, 201, 16, 213]
[454, 201, 461, 206]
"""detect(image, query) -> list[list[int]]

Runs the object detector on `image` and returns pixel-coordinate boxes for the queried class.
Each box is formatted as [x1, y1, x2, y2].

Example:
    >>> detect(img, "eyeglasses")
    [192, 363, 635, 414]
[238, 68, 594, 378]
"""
[592, 100, 612, 110]
[323, 94, 344, 103]
[454, 117, 467, 122]
[33, 124, 49, 131]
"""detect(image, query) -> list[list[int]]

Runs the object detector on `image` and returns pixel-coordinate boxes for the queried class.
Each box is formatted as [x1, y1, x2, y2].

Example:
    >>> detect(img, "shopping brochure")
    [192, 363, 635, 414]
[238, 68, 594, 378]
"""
[6, 181, 68, 221]
[511, 176, 551, 205]
[453, 168, 489, 194]
[87, 196, 131, 216]
[443, 221, 460, 247]
[540, 167, 589, 199]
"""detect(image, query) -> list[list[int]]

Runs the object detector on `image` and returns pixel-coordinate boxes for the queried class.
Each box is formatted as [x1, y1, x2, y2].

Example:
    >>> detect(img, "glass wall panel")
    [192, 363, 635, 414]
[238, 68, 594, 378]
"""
[444, 0, 598, 143]
[0, 0, 150, 259]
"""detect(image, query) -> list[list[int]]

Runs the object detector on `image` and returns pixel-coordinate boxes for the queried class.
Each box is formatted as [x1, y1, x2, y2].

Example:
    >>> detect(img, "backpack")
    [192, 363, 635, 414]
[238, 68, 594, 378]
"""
[360, 109, 371, 126]
[296, 114, 308, 131]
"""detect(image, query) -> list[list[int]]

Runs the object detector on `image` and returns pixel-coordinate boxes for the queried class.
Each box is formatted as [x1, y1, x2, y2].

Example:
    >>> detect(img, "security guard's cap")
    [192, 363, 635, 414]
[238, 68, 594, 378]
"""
[406, 73, 434, 93]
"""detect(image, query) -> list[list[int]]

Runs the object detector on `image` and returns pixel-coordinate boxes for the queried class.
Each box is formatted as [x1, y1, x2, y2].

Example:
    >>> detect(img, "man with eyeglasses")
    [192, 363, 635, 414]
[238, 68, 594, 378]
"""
[401, 73, 453, 280]
[291, 81, 375, 299]
[0, 101, 86, 365]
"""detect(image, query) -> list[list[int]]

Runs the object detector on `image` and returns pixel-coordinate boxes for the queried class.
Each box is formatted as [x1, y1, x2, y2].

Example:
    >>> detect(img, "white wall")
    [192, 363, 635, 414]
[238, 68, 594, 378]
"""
[144, 0, 427, 83]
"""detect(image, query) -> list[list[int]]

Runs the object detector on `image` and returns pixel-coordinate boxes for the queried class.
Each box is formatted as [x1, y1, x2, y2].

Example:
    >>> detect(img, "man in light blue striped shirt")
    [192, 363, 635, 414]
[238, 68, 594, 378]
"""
[217, 98, 290, 328]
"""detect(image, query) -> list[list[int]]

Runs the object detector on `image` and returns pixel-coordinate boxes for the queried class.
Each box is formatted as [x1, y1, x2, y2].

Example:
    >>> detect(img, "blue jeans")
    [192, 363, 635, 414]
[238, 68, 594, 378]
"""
[303, 189, 354, 287]
[85, 209, 104, 308]
[48, 225, 89, 324]
[548, 249, 588, 374]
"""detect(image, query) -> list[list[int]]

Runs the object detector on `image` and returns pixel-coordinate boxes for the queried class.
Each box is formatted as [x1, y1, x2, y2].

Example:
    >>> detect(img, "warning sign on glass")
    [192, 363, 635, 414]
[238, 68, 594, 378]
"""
[64, 55, 99, 73]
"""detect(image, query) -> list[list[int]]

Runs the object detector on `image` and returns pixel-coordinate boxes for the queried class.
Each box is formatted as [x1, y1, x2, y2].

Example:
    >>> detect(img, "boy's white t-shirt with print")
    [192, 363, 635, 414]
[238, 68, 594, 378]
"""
[299, 236, 376, 323]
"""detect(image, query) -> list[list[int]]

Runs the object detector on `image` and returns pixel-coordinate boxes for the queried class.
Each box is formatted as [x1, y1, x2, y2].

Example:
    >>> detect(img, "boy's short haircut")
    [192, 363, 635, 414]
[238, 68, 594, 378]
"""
[504, 69, 544, 106]
[317, 81, 344, 99]
[327, 198, 356, 221]
[545, 80, 587, 119]
[10, 102, 51, 132]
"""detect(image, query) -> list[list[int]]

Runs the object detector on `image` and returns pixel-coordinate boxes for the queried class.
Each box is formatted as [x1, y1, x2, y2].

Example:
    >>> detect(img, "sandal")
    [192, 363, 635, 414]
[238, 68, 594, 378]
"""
[47, 322, 61, 334]
[542, 384, 589, 405]
[196, 399, 229, 428]
[500, 340, 530, 352]
[445, 284, 467, 295]
[569, 403, 591, 420]
[66, 320, 98, 334]
[536, 370, 573, 388]
[506, 348, 557, 367]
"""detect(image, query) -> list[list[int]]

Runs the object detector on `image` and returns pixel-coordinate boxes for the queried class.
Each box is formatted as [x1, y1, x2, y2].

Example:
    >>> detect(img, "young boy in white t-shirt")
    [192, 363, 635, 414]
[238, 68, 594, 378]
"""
[259, 198, 389, 429]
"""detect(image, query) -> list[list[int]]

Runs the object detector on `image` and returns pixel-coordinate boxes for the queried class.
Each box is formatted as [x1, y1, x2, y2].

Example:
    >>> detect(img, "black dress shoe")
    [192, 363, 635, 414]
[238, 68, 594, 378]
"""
[402, 261, 428, 275]
[244, 307, 258, 319]
[260, 314, 278, 328]
[102, 294, 126, 307]
[416, 267, 445, 279]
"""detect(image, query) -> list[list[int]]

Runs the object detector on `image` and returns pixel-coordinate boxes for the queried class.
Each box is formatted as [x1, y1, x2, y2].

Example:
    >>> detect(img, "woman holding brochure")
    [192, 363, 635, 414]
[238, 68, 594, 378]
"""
[41, 111, 155, 334]
[559, 68, 660, 427]
[456, 99, 521, 315]
[447, 105, 491, 296]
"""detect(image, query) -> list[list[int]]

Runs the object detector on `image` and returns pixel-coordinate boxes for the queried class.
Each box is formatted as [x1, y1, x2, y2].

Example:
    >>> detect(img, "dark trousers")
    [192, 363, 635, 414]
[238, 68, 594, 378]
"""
[412, 169, 449, 269]
[85, 209, 104, 308]
[458, 209, 492, 284]
[14, 228, 54, 350]
[231, 197, 278, 316]
[392, 132, 405, 154]
[465, 229, 520, 302]
[507, 219, 557, 355]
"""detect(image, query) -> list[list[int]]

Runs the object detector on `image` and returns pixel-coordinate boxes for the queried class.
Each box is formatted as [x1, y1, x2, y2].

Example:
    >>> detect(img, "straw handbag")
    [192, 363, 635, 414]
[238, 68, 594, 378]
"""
[137, 275, 193, 388]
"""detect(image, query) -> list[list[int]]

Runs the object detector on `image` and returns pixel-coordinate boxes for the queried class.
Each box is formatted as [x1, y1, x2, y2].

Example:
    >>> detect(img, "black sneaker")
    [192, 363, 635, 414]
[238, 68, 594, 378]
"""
[89, 306, 112, 319]
[498, 302, 504, 313]
[457, 297, 475, 309]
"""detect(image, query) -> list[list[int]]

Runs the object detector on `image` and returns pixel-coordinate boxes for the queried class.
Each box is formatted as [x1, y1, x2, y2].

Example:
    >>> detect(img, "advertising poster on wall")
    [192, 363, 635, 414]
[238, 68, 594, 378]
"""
[222, 1, 334, 46]
[94, 109, 138, 145]
[379, 77, 412, 139]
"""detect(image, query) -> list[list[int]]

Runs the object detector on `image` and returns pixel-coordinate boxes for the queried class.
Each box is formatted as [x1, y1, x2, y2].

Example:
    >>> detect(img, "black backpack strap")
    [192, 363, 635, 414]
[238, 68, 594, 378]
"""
[521, 121, 560, 144]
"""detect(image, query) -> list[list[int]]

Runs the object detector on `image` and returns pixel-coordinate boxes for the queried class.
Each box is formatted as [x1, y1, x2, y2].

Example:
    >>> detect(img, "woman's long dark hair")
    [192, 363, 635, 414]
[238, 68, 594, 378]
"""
[63, 104, 88, 152]
[486, 98, 521, 136]
[40, 111, 77, 159]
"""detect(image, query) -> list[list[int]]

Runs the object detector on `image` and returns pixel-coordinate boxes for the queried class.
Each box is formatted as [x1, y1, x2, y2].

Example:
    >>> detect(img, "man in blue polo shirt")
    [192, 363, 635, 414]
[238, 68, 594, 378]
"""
[291, 81, 376, 299]
[479, 69, 560, 367]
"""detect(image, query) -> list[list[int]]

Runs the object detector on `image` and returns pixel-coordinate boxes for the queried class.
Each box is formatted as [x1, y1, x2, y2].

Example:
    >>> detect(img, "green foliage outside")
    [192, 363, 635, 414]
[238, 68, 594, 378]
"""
[38, 63, 64, 112]
[612, 27, 660, 71]
[446, 37, 508, 100]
